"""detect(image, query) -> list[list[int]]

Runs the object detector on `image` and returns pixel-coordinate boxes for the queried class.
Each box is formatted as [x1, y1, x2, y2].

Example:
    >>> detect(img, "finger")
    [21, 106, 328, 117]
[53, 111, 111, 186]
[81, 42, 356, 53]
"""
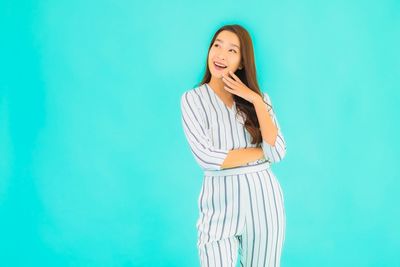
[228, 71, 244, 84]
[225, 76, 241, 88]
[223, 74, 239, 85]
[222, 76, 239, 89]
[223, 85, 234, 92]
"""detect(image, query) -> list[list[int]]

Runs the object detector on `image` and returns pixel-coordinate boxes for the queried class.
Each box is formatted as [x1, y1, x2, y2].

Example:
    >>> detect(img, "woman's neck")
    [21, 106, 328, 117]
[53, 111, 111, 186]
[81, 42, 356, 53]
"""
[208, 77, 233, 98]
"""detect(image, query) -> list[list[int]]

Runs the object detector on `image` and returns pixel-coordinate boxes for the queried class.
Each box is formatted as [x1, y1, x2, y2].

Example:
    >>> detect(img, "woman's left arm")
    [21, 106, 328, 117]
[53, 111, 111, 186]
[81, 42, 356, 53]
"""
[222, 71, 287, 163]
[253, 92, 287, 163]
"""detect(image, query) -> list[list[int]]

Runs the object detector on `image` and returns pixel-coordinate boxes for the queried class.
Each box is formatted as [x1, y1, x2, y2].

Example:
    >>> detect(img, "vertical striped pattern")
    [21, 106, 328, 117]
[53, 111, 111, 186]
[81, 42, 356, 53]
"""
[260, 93, 287, 163]
[180, 90, 230, 170]
[197, 170, 286, 267]
[180, 84, 287, 171]
[180, 83, 287, 266]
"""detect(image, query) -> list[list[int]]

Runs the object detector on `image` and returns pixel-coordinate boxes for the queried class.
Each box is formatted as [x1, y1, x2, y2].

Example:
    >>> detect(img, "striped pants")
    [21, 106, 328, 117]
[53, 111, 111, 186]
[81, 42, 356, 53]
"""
[196, 162, 286, 267]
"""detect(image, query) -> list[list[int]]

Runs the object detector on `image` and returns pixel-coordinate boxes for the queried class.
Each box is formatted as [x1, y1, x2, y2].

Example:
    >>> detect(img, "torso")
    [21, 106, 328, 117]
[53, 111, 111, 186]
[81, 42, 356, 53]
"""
[188, 84, 268, 166]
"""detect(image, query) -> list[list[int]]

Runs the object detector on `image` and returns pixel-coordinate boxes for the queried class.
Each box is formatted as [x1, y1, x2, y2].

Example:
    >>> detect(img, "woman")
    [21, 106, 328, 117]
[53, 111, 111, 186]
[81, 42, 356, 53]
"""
[180, 24, 287, 267]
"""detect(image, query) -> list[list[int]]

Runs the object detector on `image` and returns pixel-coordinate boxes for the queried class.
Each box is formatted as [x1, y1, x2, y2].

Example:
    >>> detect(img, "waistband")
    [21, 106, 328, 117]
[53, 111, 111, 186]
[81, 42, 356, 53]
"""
[204, 161, 271, 177]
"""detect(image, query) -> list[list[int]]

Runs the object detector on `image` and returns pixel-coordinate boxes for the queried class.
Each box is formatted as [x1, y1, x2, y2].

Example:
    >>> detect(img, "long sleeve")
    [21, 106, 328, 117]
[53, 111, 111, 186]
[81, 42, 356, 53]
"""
[180, 91, 229, 171]
[260, 92, 287, 163]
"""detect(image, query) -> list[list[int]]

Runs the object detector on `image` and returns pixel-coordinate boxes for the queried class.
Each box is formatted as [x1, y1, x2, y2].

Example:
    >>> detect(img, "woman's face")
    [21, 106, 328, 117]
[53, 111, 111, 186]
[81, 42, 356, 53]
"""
[208, 30, 242, 78]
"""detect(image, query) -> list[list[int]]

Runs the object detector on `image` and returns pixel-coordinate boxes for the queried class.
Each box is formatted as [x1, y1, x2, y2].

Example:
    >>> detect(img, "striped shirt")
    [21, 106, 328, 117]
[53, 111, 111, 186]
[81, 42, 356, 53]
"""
[180, 83, 286, 171]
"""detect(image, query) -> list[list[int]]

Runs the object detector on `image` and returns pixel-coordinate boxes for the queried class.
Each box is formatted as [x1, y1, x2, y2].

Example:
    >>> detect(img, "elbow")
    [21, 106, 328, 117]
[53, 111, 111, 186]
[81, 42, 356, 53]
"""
[276, 145, 287, 162]
[261, 139, 287, 163]
[194, 154, 226, 171]
[203, 165, 223, 171]
[197, 160, 223, 171]
[187, 144, 229, 172]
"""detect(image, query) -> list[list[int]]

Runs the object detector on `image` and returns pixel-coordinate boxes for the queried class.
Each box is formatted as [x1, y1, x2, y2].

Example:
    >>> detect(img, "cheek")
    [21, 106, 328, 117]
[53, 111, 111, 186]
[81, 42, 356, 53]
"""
[225, 59, 238, 68]
[208, 50, 215, 59]
[231, 54, 240, 62]
[233, 57, 241, 67]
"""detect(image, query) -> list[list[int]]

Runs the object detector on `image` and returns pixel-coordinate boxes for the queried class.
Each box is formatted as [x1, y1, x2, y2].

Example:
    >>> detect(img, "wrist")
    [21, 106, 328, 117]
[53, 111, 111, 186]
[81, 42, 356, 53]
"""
[252, 94, 264, 105]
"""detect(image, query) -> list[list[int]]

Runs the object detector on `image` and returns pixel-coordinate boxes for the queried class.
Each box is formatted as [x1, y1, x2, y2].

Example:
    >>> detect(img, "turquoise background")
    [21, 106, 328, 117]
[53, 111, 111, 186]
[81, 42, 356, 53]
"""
[1, 0, 399, 266]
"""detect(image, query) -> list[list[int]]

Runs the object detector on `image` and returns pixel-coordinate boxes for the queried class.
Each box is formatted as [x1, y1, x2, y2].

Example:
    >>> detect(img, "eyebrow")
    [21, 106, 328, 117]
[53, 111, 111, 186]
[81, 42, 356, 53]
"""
[215, 38, 240, 49]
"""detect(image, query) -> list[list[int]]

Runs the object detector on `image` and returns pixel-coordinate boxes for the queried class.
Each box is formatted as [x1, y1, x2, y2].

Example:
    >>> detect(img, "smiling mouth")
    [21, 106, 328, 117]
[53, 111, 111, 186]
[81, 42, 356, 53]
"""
[214, 62, 227, 71]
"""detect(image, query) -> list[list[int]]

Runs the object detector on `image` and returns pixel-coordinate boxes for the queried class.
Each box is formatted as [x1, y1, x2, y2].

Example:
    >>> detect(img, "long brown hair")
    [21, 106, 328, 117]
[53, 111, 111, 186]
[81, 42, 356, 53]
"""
[197, 24, 268, 146]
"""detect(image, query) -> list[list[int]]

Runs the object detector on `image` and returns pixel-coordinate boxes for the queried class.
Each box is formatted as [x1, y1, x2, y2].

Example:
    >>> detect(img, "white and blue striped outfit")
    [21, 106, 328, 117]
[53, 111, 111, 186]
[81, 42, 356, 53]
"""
[180, 83, 287, 267]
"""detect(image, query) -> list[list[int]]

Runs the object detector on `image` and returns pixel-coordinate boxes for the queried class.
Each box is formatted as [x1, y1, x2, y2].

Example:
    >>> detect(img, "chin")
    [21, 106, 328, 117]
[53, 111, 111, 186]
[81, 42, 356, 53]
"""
[210, 69, 227, 77]
[211, 72, 223, 79]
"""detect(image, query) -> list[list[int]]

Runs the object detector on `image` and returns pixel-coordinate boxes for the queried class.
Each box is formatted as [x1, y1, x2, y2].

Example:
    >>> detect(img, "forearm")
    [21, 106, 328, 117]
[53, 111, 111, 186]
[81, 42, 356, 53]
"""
[253, 95, 278, 145]
[220, 147, 265, 169]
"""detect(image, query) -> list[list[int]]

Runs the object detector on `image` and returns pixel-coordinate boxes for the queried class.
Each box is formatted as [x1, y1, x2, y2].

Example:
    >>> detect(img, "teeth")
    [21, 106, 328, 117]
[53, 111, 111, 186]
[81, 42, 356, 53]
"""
[215, 62, 226, 67]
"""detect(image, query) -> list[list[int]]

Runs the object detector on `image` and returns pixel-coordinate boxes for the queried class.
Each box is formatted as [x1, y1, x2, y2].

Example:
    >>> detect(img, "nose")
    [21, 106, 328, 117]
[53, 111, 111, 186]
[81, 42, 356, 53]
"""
[216, 54, 227, 62]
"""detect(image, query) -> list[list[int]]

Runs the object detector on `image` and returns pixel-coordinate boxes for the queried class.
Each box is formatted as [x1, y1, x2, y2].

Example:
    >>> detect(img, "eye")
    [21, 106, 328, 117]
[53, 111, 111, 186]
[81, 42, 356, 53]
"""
[230, 49, 237, 53]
